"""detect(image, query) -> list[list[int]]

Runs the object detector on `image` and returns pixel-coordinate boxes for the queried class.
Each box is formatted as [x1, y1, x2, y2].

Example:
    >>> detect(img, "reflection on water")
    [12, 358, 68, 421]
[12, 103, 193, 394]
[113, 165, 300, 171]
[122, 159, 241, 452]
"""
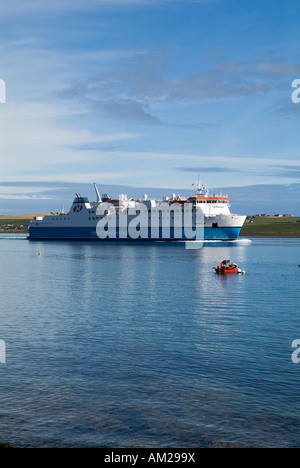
[0, 236, 299, 447]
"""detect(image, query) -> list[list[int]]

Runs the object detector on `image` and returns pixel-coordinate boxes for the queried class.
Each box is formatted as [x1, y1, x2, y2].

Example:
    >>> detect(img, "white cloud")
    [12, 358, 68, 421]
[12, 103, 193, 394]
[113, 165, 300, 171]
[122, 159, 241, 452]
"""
[60, 49, 272, 128]
[254, 60, 300, 77]
[0, 101, 140, 177]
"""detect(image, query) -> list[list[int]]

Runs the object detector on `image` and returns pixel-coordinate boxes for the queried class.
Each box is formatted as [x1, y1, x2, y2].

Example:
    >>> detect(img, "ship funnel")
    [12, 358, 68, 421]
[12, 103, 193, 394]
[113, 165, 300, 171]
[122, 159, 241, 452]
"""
[94, 183, 102, 202]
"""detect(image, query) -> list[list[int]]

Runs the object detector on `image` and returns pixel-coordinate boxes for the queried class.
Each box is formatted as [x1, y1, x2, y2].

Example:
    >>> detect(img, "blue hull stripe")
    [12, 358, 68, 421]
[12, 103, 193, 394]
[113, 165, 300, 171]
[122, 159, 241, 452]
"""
[29, 226, 242, 241]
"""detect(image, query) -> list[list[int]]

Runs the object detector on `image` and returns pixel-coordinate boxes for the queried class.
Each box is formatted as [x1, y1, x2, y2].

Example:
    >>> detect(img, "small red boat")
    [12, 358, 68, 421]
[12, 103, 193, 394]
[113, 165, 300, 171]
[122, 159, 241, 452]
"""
[214, 260, 238, 274]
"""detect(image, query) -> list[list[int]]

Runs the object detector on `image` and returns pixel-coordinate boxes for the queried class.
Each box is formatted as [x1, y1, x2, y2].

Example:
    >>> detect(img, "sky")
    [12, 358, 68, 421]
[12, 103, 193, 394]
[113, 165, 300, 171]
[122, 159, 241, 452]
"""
[0, 0, 300, 214]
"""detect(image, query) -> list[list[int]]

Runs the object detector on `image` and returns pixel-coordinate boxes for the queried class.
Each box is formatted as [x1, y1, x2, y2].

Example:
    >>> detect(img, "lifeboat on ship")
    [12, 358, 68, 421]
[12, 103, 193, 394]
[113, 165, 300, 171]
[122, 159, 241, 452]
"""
[169, 196, 187, 205]
[109, 197, 128, 206]
[214, 260, 238, 274]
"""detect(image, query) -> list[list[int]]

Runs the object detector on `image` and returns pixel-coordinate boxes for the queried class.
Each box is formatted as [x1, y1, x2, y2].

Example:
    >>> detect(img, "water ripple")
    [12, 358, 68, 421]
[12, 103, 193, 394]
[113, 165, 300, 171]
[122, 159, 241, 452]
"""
[0, 237, 299, 447]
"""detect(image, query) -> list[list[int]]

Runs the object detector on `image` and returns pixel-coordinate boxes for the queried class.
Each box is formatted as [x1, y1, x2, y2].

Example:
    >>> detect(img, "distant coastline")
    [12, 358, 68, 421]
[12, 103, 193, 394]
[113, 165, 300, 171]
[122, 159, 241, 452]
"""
[0, 214, 300, 237]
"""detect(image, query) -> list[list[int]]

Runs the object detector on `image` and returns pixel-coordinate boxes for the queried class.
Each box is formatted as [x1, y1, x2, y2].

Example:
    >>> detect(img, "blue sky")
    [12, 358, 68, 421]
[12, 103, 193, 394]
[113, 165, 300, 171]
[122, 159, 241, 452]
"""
[0, 0, 299, 213]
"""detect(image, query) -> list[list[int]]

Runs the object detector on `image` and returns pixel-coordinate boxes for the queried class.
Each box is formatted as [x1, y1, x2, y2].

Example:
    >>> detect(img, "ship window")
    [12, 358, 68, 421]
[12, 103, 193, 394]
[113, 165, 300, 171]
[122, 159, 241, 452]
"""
[212, 223, 218, 228]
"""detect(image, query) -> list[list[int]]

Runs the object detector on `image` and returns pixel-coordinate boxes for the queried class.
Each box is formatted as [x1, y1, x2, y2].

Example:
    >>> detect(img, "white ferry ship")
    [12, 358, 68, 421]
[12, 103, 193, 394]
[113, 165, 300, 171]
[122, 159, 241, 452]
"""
[28, 181, 246, 242]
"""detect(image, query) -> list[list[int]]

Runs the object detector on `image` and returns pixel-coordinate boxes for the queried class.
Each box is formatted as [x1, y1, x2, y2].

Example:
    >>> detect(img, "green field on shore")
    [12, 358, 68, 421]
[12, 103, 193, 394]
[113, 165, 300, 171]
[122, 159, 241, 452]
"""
[0, 215, 300, 237]
[0, 219, 30, 233]
[240, 216, 300, 237]
[0, 214, 45, 233]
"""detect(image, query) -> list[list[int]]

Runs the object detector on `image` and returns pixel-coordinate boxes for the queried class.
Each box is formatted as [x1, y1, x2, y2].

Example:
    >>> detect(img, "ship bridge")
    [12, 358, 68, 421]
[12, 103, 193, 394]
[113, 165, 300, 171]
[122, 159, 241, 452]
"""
[73, 194, 89, 204]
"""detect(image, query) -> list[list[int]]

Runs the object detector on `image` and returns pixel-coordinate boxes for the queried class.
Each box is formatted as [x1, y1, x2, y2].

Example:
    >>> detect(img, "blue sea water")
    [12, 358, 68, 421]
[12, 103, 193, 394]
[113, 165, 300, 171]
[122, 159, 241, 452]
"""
[0, 235, 299, 448]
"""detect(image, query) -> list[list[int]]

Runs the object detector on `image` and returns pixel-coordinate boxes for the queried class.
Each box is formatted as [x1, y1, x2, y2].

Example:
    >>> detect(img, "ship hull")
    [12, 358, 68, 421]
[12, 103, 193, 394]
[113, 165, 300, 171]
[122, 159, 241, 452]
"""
[28, 225, 243, 241]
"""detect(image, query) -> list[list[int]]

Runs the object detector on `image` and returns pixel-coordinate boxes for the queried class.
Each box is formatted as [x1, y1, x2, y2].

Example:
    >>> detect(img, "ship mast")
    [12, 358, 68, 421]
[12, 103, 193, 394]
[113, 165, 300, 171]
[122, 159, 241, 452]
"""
[94, 183, 102, 203]
[196, 176, 208, 197]
[197, 175, 201, 192]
